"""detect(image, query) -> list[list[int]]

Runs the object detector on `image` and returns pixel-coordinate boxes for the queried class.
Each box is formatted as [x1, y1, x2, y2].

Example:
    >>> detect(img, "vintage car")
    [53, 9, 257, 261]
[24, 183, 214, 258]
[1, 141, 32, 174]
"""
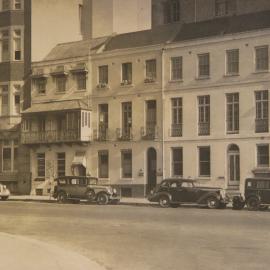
[53, 176, 120, 205]
[148, 178, 228, 209]
[233, 178, 270, 211]
[0, 184, 10, 201]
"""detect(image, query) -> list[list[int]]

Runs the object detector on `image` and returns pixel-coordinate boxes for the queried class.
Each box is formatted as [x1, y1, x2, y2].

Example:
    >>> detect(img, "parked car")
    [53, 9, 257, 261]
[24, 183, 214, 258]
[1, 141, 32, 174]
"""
[53, 176, 120, 205]
[0, 184, 10, 201]
[233, 178, 270, 211]
[148, 178, 228, 209]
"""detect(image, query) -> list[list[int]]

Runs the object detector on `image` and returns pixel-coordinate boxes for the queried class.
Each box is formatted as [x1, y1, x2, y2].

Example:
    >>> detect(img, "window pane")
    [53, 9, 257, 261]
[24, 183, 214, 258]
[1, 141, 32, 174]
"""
[257, 145, 269, 167]
[256, 46, 269, 71]
[3, 147, 11, 171]
[146, 59, 156, 79]
[99, 151, 109, 178]
[171, 57, 182, 80]
[172, 148, 183, 176]
[121, 150, 132, 178]
[99, 65, 108, 84]
[37, 153, 45, 177]
[199, 147, 210, 176]
[227, 49, 239, 74]
[198, 54, 210, 77]
[57, 153, 65, 177]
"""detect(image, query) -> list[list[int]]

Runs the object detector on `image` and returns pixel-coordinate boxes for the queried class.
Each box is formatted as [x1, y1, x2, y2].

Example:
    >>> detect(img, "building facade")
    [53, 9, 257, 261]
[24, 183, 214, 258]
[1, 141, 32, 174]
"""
[0, 0, 31, 193]
[21, 9, 270, 197]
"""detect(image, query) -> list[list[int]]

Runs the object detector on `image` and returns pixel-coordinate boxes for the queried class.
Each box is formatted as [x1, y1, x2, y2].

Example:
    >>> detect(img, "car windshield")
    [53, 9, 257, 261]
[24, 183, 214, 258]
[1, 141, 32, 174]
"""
[88, 178, 98, 185]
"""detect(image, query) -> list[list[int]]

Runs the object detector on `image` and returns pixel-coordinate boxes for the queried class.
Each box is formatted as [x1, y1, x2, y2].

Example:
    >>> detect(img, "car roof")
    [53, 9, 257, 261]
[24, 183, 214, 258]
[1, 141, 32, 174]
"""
[246, 178, 270, 181]
[162, 178, 196, 182]
[54, 176, 98, 180]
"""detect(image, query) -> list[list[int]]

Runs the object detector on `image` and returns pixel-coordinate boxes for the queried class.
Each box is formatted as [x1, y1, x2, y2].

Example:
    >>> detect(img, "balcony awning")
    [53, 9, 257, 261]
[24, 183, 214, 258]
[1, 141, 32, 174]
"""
[22, 100, 91, 114]
[71, 155, 87, 167]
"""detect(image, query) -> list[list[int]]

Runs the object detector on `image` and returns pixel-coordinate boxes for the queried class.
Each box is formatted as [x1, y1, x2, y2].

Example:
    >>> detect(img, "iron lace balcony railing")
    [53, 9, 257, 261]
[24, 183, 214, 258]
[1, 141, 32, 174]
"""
[141, 126, 158, 140]
[170, 124, 182, 137]
[198, 122, 210, 136]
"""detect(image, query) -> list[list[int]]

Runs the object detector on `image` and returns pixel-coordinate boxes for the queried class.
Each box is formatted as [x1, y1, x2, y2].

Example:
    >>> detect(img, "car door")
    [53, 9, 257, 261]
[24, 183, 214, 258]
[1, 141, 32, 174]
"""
[257, 180, 270, 204]
[169, 181, 182, 202]
[178, 181, 197, 203]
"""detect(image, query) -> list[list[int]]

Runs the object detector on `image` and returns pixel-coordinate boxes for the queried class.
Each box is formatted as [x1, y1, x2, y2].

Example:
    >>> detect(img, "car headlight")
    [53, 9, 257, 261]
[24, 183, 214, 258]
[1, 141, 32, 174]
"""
[113, 188, 117, 194]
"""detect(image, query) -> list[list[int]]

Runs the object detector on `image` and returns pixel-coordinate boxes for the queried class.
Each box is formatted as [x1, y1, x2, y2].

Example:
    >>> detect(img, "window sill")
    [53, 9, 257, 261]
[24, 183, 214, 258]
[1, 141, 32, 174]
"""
[37, 93, 46, 96]
[96, 85, 110, 90]
[34, 178, 45, 182]
[195, 76, 210, 81]
[197, 177, 211, 180]
[120, 178, 134, 181]
[75, 89, 87, 92]
[99, 178, 110, 181]
[120, 84, 134, 88]
[144, 81, 157, 85]
[253, 70, 269, 74]
[168, 79, 183, 83]
[224, 73, 239, 77]
[54, 91, 66, 95]
[226, 131, 239, 135]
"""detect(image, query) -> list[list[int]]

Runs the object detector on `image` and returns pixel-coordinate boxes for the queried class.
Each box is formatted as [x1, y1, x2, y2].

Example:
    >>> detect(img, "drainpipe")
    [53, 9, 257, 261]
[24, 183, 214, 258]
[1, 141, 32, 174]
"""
[194, 0, 197, 22]
[161, 47, 166, 180]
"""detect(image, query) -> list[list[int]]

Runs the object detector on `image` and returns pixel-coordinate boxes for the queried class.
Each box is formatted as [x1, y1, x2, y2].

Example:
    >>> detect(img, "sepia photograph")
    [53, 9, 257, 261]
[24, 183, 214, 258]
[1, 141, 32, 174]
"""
[0, 0, 270, 269]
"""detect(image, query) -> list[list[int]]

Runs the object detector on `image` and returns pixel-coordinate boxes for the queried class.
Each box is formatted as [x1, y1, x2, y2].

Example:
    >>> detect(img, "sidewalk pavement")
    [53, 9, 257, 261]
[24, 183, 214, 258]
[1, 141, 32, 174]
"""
[9, 195, 151, 206]
[0, 232, 105, 270]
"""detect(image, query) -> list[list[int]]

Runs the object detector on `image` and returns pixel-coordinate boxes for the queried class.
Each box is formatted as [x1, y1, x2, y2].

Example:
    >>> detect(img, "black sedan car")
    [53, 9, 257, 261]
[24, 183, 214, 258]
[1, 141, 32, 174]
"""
[148, 178, 228, 209]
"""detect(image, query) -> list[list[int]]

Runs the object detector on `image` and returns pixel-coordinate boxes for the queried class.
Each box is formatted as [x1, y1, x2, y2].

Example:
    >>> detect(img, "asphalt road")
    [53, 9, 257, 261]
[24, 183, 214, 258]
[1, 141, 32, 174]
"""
[0, 201, 270, 270]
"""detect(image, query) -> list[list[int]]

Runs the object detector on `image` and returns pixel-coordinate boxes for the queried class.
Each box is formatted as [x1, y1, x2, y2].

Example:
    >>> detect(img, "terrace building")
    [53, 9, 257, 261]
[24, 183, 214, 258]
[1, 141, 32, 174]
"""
[22, 9, 270, 197]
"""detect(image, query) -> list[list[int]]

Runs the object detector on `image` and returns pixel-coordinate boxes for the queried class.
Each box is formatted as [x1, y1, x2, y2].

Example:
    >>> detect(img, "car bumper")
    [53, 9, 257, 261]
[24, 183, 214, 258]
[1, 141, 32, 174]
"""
[109, 194, 120, 202]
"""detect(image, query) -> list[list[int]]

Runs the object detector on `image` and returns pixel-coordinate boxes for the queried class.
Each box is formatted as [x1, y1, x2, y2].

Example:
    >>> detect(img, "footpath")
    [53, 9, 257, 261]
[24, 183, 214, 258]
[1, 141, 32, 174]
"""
[0, 232, 105, 270]
[9, 195, 151, 206]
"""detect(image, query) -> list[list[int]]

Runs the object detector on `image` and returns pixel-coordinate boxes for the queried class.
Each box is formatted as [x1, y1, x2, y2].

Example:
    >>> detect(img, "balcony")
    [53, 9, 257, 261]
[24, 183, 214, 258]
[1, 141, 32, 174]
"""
[170, 124, 182, 137]
[141, 126, 158, 140]
[116, 128, 133, 141]
[255, 118, 269, 133]
[93, 127, 108, 141]
[21, 129, 91, 145]
[198, 122, 210, 136]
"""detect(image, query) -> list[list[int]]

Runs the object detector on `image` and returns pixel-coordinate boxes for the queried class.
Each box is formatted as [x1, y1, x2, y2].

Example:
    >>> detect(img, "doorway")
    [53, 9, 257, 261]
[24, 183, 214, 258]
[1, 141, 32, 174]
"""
[147, 147, 157, 194]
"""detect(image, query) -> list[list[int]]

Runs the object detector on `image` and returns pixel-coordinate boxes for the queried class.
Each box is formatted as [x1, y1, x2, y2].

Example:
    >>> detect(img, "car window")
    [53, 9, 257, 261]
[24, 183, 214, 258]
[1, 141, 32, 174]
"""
[170, 181, 180, 188]
[79, 179, 87, 186]
[71, 179, 78, 185]
[58, 179, 67, 185]
[181, 182, 194, 188]
[256, 181, 270, 189]
[160, 181, 169, 187]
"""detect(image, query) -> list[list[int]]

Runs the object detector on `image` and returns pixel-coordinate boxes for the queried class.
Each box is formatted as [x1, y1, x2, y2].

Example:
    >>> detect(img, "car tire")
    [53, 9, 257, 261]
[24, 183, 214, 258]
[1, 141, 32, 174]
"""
[86, 189, 95, 202]
[232, 197, 245, 210]
[207, 196, 220, 209]
[246, 197, 260, 211]
[218, 202, 227, 209]
[97, 193, 109, 205]
[1, 196, 8, 201]
[57, 192, 67, 204]
[159, 195, 170, 208]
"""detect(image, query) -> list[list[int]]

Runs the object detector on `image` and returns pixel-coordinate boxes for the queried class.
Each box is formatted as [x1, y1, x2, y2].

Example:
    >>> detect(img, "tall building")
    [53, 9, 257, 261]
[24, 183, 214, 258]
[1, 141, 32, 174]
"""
[0, 0, 30, 193]
[152, 0, 270, 27]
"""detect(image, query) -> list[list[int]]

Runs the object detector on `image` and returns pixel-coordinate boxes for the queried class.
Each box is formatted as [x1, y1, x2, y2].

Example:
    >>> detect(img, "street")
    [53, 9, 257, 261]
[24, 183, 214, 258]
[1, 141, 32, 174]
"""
[0, 201, 270, 270]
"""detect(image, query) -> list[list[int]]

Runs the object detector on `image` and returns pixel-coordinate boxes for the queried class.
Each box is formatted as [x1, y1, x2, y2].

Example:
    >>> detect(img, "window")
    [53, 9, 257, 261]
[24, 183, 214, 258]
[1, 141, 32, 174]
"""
[215, 0, 235, 16]
[198, 95, 210, 136]
[255, 90, 269, 133]
[79, 4, 83, 34]
[98, 104, 108, 140]
[35, 78, 46, 94]
[199, 147, 211, 177]
[37, 153, 45, 177]
[13, 29, 21, 60]
[122, 63, 132, 84]
[122, 102, 132, 139]
[257, 145, 269, 167]
[56, 76, 66, 92]
[57, 153, 65, 177]
[171, 56, 182, 81]
[1, 30, 9, 62]
[171, 148, 183, 176]
[98, 65, 108, 84]
[14, 94, 20, 114]
[1, 85, 8, 116]
[255, 46, 269, 71]
[226, 93, 239, 133]
[14, 0, 22, 9]
[2, 0, 9, 10]
[226, 49, 239, 75]
[164, 0, 180, 23]
[76, 73, 86, 90]
[98, 150, 109, 178]
[145, 59, 156, 81]
[171, 98, 182, 137]
[121, 150, 132, 178]
[2, 144, 11, 171]
[198, 53, 210, 78]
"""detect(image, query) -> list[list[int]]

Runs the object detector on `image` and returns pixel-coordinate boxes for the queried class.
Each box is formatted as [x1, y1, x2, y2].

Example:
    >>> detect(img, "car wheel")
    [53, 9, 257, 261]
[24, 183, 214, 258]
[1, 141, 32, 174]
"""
[97, 193, 109, 205]
[1, 196, 8, 201]
[159, 195, 170, 208]
[232, 197, 245, 210]
[218, 202, 227, 209]
[57, 192, 67, 204]
[246, 197, 260, 211]
[86, 190, 95, 202]
[207, 197, 220, 209]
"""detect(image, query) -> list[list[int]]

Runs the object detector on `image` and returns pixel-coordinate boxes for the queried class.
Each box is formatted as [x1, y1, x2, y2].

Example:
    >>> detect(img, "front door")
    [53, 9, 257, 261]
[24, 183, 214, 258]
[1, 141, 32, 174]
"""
[228, 144, 240, 187]
[147, 148, 157, 193]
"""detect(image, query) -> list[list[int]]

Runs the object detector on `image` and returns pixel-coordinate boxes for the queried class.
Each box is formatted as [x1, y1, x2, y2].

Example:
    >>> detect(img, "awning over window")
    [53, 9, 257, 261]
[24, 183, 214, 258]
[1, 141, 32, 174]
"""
[72, 155, 87, 168]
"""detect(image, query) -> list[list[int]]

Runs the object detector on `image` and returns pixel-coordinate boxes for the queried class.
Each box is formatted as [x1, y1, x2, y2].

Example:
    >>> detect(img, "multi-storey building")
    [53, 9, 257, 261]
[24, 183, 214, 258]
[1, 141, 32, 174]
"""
[22, 9, 270, 197]
[152, 0, 270, 27]
[0, 0, 30, 193]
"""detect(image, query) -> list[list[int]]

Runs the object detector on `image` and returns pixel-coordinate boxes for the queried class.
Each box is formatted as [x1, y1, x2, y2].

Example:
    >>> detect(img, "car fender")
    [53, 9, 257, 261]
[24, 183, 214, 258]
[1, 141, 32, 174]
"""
[156, 192, 172, 202]
[246, 194, 261, 202]
[197, 192, 219, 204]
